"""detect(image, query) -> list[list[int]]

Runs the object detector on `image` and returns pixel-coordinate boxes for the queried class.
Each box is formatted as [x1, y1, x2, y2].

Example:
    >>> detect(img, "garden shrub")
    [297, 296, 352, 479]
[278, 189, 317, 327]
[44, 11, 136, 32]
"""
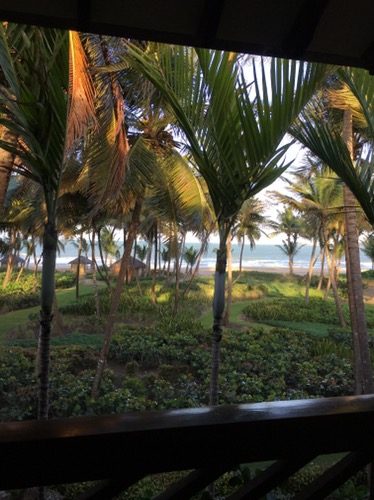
[243, 297, 350, 325]
[60, 288, 157, 317]
[55, 271, 76, 288]
[0, 274, 40, 312]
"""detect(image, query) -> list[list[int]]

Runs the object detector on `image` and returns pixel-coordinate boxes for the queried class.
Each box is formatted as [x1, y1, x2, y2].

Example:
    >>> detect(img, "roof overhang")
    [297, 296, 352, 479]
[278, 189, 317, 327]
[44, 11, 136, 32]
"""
[0, 0, 373, 72]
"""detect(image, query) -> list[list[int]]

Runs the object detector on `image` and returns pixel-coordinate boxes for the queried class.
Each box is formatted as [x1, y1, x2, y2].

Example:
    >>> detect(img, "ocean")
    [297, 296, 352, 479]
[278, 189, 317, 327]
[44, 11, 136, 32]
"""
[31, 240, 373, 272]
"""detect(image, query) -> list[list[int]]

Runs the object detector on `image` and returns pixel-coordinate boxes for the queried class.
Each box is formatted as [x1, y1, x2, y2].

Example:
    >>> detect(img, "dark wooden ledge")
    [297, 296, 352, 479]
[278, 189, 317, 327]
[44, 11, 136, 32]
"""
[1, 395, 374, 490]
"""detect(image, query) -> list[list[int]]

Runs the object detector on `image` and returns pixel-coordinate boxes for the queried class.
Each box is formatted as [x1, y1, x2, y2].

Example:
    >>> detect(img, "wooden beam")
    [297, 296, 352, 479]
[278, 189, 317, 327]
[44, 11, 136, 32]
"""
[0, 2, 373, 71]
[2, 396, 374, 489]
[196, 0, 226, 46]
[227, 455, 315, 499]
[153, 466, 229, 500]
[295, 450, 373, 499]
[282, 0, 329, 58]
[78, 472, 144, 500]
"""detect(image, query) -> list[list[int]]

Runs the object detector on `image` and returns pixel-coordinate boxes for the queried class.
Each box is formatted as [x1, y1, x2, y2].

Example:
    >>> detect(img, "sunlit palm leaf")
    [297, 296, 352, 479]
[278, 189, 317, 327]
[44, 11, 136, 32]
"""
[290, 106, 374, 225]
[340, 67, 374, 137]
[81, 34, 130, 209]
[66, 31, 97, 150]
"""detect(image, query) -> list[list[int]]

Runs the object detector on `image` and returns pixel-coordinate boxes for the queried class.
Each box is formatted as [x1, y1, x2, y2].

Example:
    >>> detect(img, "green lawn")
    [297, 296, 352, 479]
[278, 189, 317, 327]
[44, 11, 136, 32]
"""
[0, 283, 100, 341]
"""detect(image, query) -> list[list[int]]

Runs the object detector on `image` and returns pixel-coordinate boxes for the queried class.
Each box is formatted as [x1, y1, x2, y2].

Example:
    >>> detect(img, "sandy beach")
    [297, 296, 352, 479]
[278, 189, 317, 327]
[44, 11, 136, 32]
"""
[196, 265, 310, 277]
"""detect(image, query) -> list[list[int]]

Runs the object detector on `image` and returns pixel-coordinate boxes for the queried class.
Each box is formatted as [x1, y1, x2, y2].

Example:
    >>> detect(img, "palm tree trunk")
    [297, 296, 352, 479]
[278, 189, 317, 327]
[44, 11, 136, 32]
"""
[345, 235, 362, 394]
[209, 224, 229, 406]
[133, 235, 137, 260]
[0, 127, 16, 208]
[97, 227, 111, 287]
[287, 235, 294, 275]
[37, 220, 58, 419]
[325, 244, 346, 328]
[343, 108, 373, 394]
[289, 256, 294, 276]
[92, 199, 142, 398]
[173, 229, 180, 314]
[317, 246, 326, 290]
[223, 233, 232, 326]
[239, 235, 245, 273]
[145, 238, 152, 276]
[178, 232, 186, 274]
[158, 230, 162, 272]
[75, 230, 83, 300]
[3, 229, 16, 288]
[182, 233, 209, 299]
[305, 237, 318, 304]
[52, 291, 65, 337]
[151, 225, 158, 305]
[91, 229, 100, 317]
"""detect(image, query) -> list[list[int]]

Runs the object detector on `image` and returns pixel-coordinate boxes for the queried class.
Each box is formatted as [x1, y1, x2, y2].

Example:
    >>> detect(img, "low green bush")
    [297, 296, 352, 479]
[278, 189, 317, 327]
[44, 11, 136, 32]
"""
[243, 297, 350, 325]
[55, 271, 76, 288]
[60, 288, 157, 317]
[0, 274, 40, 312]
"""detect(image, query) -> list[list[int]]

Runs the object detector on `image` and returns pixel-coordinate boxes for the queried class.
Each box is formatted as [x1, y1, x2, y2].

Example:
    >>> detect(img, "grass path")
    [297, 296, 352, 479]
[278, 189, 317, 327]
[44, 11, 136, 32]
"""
[200, 300, 342, 337]
[200, 301, 274, 332]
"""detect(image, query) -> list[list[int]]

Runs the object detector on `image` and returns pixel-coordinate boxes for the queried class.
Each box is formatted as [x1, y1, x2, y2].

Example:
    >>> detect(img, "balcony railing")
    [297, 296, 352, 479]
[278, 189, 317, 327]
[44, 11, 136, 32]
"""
[1, 395, 374, 499]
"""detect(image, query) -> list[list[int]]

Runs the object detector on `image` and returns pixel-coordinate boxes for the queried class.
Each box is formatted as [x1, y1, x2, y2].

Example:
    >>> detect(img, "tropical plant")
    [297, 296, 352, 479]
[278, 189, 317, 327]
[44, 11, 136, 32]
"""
[125, 43, 328, 403]
[233, 198, 267, 273]
[290, 73, 374, 394]
[273, 208, 304, 275]
[183, 246, 198, 274]
[135, 244, 147, 262]
[0, 25, 96, 419]
[362, 233, 374, 269]
[274, 169, 344, 310]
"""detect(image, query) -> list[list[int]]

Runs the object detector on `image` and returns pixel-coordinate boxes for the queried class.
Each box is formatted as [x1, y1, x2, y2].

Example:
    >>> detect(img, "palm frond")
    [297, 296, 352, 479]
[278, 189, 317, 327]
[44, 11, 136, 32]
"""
[66, 31, 97, 150]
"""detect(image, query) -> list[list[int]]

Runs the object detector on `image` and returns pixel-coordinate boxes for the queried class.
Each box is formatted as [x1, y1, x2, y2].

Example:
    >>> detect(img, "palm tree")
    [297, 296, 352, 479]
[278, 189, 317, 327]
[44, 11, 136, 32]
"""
[291, 75, 374, 394]
[363, 233, 374, 269]
[126, 43, 328, 404]
[184, 246, 198, 274]
[274, 169, 344, 306]
[234, 198, 266, 274]
[0, 126, 16, 207]
[135, 243, 147, 262]
[0, 25, 96, 420]
[99, 225, 119, 268]
[273, 208, 304, 275]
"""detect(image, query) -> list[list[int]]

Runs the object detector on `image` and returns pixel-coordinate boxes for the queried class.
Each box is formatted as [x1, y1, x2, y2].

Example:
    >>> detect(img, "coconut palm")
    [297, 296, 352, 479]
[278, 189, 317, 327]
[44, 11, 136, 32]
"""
[290, 75, 374, 394]
[125, 43, 328, 404]
[272, 208, 304, 276]
[184, 246, 199, 274]
[135, 243, 148, 262]
[234, 198, 267, 273]
[274, 169, 344, 306]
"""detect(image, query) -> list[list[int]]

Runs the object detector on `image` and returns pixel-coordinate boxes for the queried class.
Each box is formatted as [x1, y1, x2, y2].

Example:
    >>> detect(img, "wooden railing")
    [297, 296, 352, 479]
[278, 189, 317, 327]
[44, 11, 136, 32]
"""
[1, 395, 374, 499]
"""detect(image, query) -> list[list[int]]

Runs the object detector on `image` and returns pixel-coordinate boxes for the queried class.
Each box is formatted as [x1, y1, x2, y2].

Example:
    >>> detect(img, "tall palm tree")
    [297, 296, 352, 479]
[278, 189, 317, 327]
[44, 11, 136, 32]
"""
[274, 170, 344, 306]
[0, 126, 16, 207]
[126, 43, 328, 404]
[273, 208, 304, 275]
[291, 76, 374, 394]
[0, 25, 96, 419]
[184, 246, 199, 274]
[234, 198, 267, 273]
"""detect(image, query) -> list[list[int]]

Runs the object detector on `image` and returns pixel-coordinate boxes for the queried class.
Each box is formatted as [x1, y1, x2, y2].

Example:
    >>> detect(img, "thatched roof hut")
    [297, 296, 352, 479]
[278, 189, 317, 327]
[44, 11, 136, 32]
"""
[0, 255, 25, 267]
[110, 257, 146, 280]
[68, 256, 94, 276]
